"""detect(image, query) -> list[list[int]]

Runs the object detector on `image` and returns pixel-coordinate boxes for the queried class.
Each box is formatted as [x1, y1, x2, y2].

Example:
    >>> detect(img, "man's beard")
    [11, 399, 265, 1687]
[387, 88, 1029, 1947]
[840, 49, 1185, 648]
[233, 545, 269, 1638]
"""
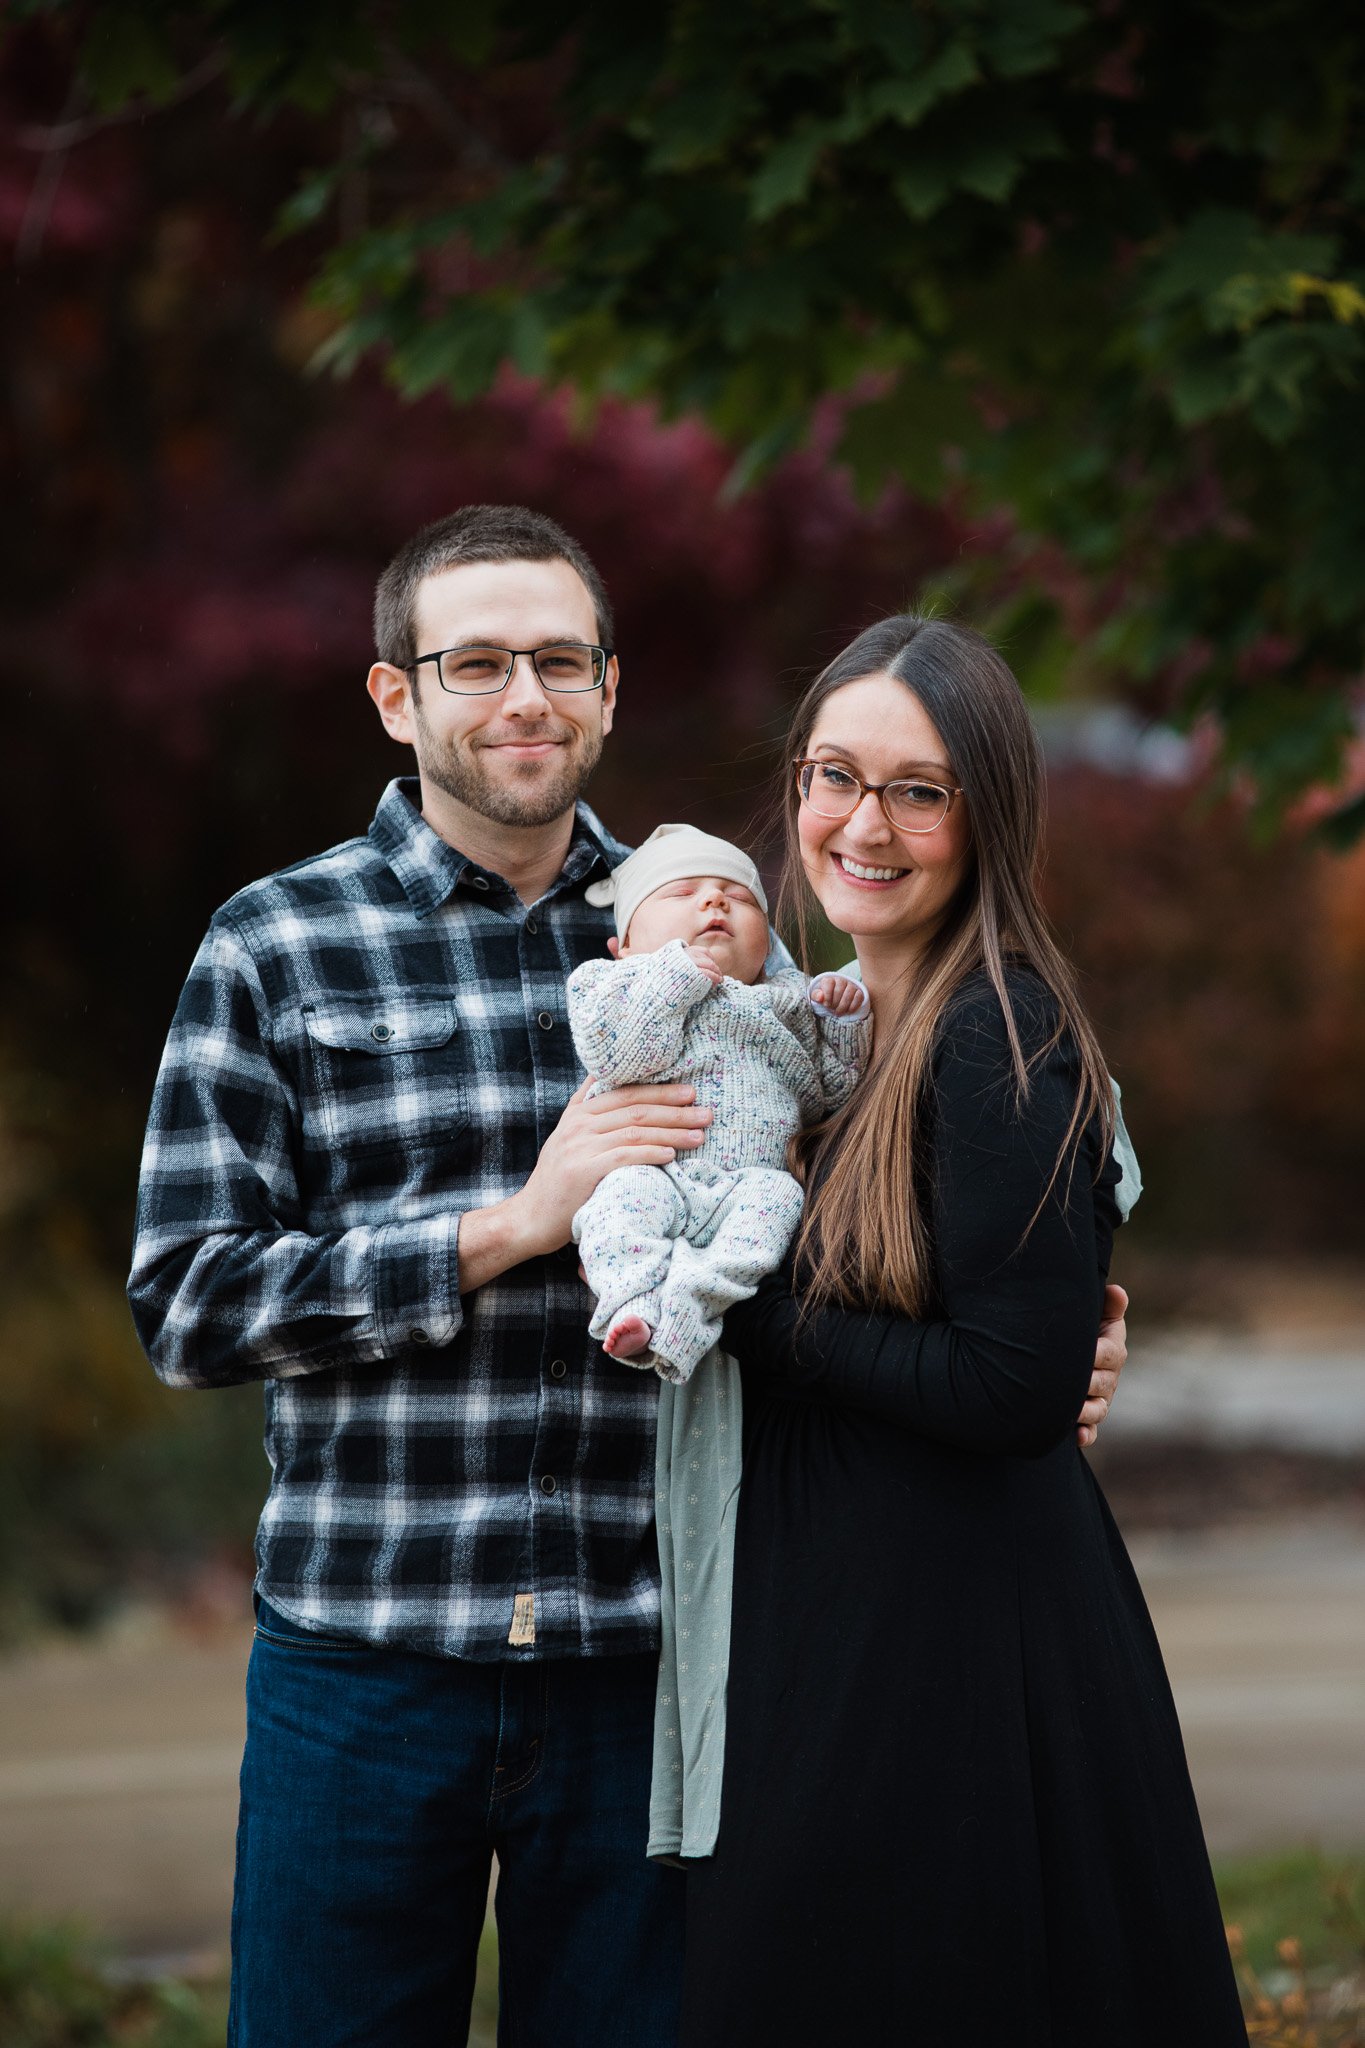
[413, 701, 604, 828]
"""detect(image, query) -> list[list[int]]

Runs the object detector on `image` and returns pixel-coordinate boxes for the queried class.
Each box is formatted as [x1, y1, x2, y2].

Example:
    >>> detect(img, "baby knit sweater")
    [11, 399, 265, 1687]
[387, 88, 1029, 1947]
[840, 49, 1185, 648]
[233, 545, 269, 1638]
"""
[565, 938, 870, 1166]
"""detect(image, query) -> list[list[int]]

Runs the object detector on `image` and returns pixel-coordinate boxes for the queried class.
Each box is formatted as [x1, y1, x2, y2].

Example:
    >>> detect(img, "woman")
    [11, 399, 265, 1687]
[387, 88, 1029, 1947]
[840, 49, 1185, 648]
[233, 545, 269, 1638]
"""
[680, 618, 1246, 2045]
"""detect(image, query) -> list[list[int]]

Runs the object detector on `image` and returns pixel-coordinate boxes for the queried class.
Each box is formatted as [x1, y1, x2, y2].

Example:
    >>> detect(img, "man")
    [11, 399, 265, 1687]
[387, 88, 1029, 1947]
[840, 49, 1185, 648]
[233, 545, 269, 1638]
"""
[129, 505, 1126, 2047]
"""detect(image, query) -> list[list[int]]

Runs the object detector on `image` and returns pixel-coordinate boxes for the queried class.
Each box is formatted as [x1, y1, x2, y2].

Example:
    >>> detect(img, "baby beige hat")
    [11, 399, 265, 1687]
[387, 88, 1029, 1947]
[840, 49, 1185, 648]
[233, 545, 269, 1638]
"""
[585, 823, 768, 941]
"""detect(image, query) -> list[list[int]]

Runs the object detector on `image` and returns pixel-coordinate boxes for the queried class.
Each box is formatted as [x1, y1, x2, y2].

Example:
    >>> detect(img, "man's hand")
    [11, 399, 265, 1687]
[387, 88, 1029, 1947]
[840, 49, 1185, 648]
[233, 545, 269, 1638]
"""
[1077, 1282, 1128, 1449]
[457, 1080, 712, 1291]
[809, 972, 867, 1017]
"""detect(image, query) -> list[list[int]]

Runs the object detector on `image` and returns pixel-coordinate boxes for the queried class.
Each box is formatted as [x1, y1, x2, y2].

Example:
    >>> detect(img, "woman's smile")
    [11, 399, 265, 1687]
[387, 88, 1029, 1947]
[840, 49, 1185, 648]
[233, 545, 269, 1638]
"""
[828, 852, 912, 886]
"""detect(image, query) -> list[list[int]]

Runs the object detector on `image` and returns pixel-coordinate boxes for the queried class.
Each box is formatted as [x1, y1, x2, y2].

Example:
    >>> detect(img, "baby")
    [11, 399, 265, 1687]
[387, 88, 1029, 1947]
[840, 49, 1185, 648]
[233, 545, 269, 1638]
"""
[569, 823, 872, 1384]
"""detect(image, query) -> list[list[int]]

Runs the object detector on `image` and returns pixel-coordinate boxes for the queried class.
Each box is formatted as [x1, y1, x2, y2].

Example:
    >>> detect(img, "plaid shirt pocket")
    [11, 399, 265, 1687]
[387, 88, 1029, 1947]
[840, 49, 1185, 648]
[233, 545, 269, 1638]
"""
[301, 993, 469, 1154]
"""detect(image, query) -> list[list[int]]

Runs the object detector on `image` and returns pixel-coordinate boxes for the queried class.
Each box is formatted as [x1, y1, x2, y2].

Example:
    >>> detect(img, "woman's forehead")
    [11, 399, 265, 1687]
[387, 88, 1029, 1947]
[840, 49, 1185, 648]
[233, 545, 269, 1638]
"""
[809, 676, 952, 773]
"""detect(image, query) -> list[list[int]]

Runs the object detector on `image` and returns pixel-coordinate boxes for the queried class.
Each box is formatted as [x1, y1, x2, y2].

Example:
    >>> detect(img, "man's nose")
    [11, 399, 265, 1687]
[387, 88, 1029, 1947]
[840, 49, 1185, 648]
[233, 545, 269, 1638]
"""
[502, 653, 553, 713]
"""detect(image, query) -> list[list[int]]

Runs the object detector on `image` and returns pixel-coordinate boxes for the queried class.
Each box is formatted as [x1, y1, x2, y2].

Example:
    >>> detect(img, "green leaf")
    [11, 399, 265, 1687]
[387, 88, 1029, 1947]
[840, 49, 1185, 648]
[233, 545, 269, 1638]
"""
[80, 4, 182, 109]
[750, 126, 831, 222]
[1240, 323, 1365, 440]
[715, 257, 823, 348]
[389, 298, 515, 402]
[837, 372, 980, 500]
[312, 224, 426, 316]
[459, 163, 559, 256]
[645, 78, 755, 172]
[891, 111, 1060, 220]
[1220, 679, 1355, 801]
[275, 165, 344, 241]
[857, 42, 980, 130]
[720, 414, 807, 500]
[508, 298, 550, 379]
[1145, 210, 1338, 324]
[308, 305, 402, 380]
[976, 0, 1087, 79]
[1166, 347, 1243, 426]
[955, 142, 1033, 203]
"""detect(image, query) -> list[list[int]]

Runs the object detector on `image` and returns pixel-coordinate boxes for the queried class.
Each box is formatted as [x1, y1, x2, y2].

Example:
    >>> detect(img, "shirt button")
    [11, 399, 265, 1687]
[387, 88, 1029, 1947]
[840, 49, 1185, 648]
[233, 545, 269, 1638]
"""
[371, 1022, 393, 1043]
[469, 875, 490, 891]
[539, 1474, 557, 1496]
[537, 1011, 554, 1031]
[409, 1327, 431, 1346]
[525, 915, 539, 934]
[549, 1359, 567, 1380]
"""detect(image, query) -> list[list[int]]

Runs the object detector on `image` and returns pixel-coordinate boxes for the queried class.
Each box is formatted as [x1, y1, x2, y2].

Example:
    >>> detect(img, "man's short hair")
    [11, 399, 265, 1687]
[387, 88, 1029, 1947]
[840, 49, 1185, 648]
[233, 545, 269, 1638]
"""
[373, 505, 615, 669]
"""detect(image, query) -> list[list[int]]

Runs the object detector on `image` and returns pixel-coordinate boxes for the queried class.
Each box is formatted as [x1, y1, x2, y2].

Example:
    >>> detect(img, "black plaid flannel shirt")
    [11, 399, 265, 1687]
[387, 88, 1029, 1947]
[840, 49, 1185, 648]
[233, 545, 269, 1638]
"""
[128, 778, 663, 1660]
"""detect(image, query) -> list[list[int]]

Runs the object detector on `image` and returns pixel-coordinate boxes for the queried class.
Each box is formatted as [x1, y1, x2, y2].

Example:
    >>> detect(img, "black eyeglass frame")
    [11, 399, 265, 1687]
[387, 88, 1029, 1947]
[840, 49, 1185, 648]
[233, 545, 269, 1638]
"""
[793, 757, 965, 835]
[403, 643, 614, 695]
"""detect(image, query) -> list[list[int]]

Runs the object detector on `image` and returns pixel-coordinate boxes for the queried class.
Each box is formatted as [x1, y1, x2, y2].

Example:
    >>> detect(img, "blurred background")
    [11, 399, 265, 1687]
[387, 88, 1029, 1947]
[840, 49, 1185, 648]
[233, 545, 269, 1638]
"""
[1, 4, 1363, 2041]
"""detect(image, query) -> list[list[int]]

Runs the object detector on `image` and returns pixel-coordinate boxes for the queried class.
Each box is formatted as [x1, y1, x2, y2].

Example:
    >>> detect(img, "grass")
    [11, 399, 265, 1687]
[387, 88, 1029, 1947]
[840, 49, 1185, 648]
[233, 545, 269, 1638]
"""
[1215, 1849, 1365, 2045]
[0, 1920, 228, 2048]
[0, 1916, 499, 2048]
[2, 1852, 1360, 2045]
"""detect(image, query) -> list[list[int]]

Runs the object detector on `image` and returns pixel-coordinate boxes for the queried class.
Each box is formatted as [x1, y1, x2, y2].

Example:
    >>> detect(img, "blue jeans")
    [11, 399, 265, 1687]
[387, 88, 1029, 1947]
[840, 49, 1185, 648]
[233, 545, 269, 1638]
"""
[228, 1601, 684, 2047]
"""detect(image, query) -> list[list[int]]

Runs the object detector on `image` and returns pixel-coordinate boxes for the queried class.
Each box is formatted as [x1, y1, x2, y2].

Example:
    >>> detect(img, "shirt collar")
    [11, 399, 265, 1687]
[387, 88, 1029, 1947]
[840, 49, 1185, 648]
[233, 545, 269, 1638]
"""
[368, 777, 629, 917]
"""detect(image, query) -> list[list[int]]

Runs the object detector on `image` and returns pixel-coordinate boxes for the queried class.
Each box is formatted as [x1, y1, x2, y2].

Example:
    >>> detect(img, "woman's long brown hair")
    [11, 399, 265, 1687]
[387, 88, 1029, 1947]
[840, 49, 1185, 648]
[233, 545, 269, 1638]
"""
[781, 614, 1115, 1319]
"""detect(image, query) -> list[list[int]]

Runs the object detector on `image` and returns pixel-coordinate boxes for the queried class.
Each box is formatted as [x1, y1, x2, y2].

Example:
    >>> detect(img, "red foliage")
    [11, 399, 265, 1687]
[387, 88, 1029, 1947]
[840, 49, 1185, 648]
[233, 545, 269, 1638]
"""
[1046, 770, 1365, 1246]
[1, 31, 1362, 1255]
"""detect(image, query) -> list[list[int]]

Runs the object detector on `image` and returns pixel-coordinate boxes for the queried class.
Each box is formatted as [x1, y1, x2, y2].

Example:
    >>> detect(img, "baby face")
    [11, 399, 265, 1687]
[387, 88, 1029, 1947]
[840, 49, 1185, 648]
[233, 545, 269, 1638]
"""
[621, 873, 770, 984]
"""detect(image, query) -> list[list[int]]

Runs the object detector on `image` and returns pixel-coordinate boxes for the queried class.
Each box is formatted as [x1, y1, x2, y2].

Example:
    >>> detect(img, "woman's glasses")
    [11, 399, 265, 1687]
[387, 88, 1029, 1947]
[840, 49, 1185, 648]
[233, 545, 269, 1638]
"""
[794, 759, 963, 835]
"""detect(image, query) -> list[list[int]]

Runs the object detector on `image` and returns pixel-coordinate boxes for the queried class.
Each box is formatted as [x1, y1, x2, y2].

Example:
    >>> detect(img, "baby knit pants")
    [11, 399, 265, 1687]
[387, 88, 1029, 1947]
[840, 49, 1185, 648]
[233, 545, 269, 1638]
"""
[574, 1160, 805, 1384]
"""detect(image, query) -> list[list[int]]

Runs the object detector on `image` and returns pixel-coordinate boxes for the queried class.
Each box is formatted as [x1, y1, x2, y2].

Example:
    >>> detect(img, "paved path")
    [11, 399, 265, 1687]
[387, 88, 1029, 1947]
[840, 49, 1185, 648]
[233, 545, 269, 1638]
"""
[0, 1620, 249, 1962]
[1128, 1515, 1365, 1856]
[1, 1513, 1362, 1962]
[1110, 1330, 1365, 1452]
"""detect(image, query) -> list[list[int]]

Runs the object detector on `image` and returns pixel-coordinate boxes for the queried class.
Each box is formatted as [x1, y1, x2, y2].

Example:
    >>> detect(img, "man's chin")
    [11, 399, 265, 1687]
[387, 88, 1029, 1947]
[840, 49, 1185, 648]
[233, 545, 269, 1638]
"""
[475, 787, 582, 829]
[424, 747, 600, 829]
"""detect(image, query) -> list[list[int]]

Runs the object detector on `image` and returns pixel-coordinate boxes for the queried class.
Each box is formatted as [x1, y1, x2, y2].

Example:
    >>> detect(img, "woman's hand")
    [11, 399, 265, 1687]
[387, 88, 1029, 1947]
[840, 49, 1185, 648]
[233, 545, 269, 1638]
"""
[1076, 1283, 1128, 1448]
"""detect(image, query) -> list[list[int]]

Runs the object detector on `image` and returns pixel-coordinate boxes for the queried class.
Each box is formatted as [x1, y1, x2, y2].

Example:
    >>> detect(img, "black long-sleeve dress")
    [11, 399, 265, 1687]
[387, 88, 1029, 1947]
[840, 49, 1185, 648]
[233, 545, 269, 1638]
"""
[680, 972, 1246, 2047]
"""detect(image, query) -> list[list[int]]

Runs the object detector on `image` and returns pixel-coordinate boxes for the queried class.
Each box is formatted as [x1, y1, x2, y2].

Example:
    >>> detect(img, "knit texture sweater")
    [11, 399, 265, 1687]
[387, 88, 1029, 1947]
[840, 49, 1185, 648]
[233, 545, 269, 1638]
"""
[566, 939, 870, 1171]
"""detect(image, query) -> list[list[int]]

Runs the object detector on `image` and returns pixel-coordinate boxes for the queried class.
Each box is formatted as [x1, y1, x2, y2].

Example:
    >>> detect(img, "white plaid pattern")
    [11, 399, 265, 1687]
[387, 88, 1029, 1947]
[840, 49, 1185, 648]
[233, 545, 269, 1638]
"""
[129, 778, 664, 1660]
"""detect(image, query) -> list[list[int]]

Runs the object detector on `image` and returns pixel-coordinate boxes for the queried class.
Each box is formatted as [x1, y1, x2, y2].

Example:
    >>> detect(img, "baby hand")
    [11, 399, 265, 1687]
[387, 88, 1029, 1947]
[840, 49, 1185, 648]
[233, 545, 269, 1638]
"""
[809, 972, 867, 1017]
[685, 945, 725, 985]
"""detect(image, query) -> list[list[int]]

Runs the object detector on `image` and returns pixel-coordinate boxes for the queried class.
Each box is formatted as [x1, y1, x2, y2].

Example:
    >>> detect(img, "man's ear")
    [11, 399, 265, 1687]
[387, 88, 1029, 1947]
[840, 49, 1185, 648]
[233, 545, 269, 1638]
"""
[599, 653, 620, 738]
[367, 663, 417, 746]
[607, 936, 621, 959]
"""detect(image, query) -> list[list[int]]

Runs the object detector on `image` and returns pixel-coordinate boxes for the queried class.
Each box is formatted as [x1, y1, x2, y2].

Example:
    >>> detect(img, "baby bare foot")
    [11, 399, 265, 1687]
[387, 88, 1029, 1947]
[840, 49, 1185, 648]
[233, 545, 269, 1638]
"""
[604, 1314, 653, 1359]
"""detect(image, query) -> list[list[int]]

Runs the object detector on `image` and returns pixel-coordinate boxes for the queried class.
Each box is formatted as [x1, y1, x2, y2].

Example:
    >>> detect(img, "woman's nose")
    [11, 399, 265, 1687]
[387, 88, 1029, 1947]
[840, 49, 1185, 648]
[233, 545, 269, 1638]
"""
[844, 789, 892, 839]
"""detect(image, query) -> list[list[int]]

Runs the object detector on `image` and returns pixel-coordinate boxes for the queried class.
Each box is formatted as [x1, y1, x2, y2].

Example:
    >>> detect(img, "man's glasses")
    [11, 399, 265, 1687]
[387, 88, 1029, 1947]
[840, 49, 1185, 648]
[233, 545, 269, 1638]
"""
[794, 758, 963, 835]
[404, 644, 612, 695]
